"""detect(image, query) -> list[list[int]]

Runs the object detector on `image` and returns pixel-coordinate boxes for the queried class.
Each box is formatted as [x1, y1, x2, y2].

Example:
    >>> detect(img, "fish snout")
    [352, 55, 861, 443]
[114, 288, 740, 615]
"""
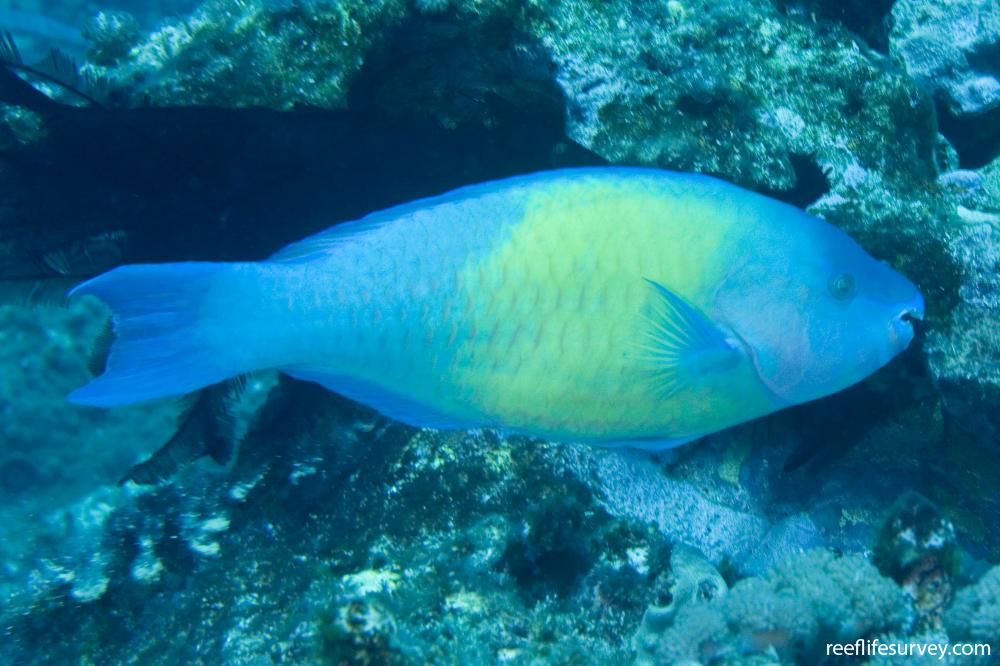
[888, 292, 925, 350]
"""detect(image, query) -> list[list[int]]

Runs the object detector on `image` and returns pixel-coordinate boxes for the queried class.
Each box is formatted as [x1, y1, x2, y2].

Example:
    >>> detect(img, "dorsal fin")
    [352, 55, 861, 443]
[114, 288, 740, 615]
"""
[267, 171, 551, 263]
[266, 217, 393, 262]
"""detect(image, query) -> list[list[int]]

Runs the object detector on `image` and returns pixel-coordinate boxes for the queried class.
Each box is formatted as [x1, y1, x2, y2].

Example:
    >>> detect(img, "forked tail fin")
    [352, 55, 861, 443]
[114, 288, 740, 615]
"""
[69, 262, 250, 407]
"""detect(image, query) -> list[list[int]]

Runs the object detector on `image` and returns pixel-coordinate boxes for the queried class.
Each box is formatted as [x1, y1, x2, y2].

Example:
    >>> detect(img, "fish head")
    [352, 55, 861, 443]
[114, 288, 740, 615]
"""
[715, 205, 924, 407]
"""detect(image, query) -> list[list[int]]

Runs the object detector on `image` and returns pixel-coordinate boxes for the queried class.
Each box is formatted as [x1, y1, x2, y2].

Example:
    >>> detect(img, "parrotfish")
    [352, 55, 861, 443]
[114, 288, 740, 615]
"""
[69, 168, 924, 449]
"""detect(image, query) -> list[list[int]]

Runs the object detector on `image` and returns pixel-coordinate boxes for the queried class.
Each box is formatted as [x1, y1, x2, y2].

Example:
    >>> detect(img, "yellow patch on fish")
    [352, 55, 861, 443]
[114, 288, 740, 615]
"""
[450, 177, 734, 439]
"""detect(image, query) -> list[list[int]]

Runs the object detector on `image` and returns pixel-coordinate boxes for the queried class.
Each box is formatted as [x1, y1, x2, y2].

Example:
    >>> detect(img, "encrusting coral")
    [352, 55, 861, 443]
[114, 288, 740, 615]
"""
[635, 549, 910, 665]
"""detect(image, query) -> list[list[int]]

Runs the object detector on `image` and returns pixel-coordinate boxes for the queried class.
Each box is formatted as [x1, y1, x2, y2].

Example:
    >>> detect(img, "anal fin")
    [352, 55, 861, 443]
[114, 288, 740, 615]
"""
[597, 434, 700, 451]
[283, 367, 475, 431]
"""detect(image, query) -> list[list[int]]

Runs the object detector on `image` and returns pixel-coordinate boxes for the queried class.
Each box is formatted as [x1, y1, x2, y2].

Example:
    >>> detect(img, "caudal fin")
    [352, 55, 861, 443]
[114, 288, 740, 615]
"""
[69, 262, 243, 407]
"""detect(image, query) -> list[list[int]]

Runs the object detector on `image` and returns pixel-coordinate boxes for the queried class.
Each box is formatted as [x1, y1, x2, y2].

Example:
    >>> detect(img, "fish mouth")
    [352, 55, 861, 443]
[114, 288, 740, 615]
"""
[889, 296, 925, 349]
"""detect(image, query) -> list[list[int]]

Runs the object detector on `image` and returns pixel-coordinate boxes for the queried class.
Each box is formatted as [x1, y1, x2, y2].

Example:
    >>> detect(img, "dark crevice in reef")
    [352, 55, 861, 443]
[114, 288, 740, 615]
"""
[770, 334, 940, 513]
[776, 0, 898, 52]
[498, 492, 599, 602]
[0, 18, 602, 289]
[757, 153, 831, 208]
[937, 101, 1000, 169]
[346, 8, 596, 174]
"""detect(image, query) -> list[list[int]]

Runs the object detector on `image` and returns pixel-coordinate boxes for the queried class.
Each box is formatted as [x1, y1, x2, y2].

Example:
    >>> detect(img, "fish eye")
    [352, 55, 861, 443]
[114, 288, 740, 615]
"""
[827, 272, 857, 301]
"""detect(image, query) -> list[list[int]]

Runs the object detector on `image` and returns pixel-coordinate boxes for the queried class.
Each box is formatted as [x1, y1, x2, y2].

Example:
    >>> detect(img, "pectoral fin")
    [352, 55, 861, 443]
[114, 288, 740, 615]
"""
[638, 278, 742, 397]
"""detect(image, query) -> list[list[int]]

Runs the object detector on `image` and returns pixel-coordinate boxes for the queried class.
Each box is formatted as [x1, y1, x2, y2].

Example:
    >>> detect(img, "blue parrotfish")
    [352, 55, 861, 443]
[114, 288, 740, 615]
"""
[69, 167, 924, 449]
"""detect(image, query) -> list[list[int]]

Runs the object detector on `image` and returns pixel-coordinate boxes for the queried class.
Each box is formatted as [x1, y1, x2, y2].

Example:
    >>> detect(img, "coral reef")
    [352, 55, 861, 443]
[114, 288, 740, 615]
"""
[86, 0, 411, 108]
[0, 378, 677, 663]
[533, 0, 937, 196]
[891, 0, 1000, 118]
[874, 493, 960, 631]
[1, 0, 1000, 662]
[82, 11, 142, 67]
[0, 299, 176, 513]
[642, 544, 728, 628]
[634, 549, 910, 665]
[890, 0, 1000, 166]
[924, 153, 1000, 472]
[0, 103, 46, 148]
[945, 565, 1000, 660]
[776, 0, 897, 51]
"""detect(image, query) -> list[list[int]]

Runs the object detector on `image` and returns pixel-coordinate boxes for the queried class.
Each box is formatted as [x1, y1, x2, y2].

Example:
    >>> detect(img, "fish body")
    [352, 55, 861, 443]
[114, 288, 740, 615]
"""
[70, 168, 924, 448]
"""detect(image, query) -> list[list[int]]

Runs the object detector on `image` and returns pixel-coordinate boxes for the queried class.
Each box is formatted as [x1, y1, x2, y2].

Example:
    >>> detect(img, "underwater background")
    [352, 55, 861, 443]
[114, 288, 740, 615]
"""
[0, 0, 999, 664]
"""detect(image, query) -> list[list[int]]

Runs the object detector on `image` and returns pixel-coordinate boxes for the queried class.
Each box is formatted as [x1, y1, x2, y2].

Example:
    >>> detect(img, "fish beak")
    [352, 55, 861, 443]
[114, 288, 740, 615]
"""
[889, 293, 925, 349]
